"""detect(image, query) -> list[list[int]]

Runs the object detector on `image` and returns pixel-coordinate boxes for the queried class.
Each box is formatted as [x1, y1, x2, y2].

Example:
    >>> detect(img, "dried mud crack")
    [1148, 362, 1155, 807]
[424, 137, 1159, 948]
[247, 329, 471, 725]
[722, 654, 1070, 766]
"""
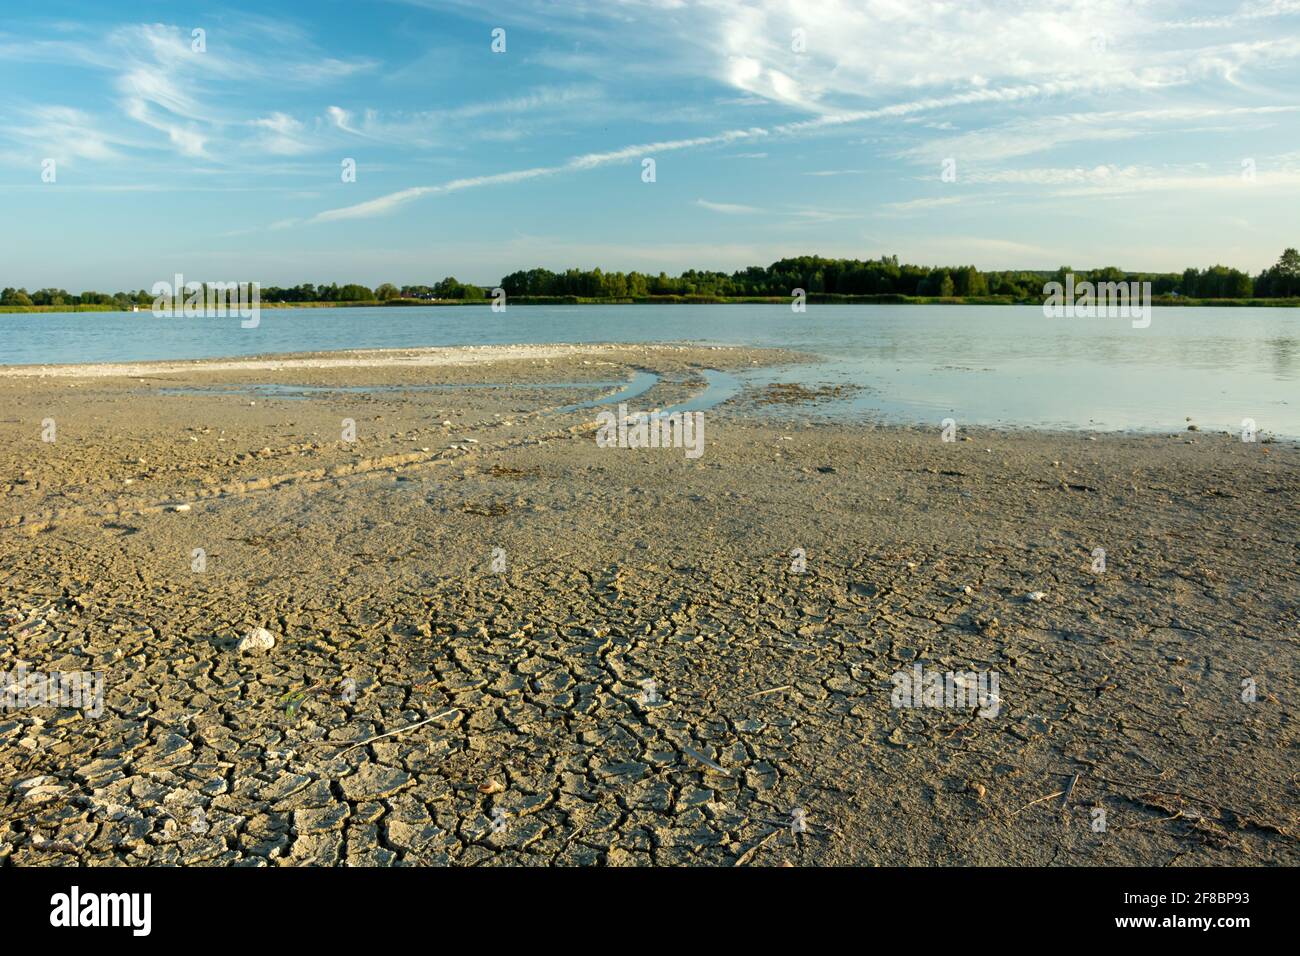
[1, 344, 1296, 866]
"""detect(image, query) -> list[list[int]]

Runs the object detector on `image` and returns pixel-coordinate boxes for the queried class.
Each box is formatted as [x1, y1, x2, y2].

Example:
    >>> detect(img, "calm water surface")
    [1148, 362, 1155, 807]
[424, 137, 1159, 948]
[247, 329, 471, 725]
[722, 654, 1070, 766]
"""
[2, 304, 1295, 436]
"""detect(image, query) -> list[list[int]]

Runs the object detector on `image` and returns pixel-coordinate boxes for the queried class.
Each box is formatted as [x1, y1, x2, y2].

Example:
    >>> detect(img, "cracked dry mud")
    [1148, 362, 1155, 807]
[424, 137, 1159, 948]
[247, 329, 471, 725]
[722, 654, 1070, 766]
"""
[1, 343, 1297, 866]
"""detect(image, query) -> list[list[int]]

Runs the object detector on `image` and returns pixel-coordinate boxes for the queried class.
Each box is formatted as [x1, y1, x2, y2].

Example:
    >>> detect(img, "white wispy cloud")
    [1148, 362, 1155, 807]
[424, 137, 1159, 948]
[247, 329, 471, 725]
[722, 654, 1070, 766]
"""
[322, 86, 604, 147]
[5, 106, 127, 161]
[696, 199, 761, 214]
[882, 196, 967, 212]
[304, 60, 1300, 225]
[305, 70, 1191, 225]
[1168, 0, 1300, 29]
[0, 20, 374, 161]
[786, 207, 865, 224]
[899, 105, 1300, 164]
[942, 154, 1300, 198]
[251, 112, 312, 155]
[445, 0, 1296, 116]
[312, 128, 769, 222]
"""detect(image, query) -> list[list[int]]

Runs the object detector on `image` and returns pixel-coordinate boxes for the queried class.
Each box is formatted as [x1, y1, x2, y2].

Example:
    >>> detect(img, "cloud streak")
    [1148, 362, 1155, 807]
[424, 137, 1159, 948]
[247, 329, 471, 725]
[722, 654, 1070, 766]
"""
[312, 128, 769, 222]
[696, 199, 761, 214]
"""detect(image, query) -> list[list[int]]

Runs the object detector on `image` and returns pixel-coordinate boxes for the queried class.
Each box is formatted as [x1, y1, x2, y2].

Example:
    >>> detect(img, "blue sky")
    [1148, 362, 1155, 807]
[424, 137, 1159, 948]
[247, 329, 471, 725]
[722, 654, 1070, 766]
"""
[2, 0, 1299, 288]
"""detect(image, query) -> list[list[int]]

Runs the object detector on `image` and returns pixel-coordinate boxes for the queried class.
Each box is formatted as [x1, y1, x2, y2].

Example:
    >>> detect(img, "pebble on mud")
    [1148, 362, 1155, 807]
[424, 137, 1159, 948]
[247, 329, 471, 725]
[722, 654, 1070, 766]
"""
[15, 776, 67, 802]
[1026, 591, 1048, 602]
[236, 627, 276, 654]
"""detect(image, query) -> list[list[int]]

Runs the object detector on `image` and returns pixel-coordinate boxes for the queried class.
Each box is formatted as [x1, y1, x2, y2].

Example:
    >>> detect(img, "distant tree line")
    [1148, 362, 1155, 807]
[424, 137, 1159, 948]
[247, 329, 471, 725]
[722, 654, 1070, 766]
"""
[0, 288, 147, 309]
[258, 277, 485, 303]
[4, 249, 1298, 308]
[499, 249, 1300, 300]
[0, 277, 486, 308]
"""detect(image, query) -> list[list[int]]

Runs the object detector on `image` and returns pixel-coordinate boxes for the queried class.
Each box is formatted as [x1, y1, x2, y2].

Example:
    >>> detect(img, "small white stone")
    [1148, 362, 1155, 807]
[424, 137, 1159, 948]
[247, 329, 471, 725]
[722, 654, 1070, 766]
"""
[1026, 591, 1048, 602]
[169, 503, 191, 513]
[21, 785, 68, 802]
[237, 627, 276, 654]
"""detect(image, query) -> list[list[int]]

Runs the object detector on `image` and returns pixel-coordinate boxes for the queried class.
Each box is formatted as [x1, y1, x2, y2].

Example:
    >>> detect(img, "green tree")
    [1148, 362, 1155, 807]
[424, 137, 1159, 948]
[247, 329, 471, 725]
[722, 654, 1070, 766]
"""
[1276, 247, 1300, 278]
[1, 288, 34, 307]
[1266, 248, 1300, 297]
[435, 276, 467, 298]
[953, 266, 987, 296]
[337, 283, 374, 301]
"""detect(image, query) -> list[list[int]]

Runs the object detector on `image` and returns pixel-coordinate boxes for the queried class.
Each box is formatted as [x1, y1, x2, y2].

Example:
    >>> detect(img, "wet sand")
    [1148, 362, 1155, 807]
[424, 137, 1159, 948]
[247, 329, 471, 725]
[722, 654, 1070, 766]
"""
[1, 343, 1296, 866]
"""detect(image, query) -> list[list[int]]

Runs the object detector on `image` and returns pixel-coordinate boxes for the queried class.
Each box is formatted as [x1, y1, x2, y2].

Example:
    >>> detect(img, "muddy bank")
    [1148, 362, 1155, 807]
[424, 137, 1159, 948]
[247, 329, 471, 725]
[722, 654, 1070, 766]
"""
[1, 344, 1296, 866]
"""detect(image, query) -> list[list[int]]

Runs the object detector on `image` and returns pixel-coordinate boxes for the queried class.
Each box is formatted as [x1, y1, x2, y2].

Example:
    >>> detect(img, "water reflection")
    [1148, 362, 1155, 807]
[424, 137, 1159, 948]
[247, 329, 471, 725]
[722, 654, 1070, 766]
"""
[5, 304, 1297, 436]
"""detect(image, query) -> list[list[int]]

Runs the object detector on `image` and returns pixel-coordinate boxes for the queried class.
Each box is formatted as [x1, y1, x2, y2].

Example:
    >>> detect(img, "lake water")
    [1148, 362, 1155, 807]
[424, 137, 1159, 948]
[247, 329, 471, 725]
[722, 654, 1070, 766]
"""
[2, 304, 1296, 436]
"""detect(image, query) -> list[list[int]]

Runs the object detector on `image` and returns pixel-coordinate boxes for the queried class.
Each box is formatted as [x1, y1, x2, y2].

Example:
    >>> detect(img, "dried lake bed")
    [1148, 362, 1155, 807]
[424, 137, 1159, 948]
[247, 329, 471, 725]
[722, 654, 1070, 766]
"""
[1, 343, 1296, 865]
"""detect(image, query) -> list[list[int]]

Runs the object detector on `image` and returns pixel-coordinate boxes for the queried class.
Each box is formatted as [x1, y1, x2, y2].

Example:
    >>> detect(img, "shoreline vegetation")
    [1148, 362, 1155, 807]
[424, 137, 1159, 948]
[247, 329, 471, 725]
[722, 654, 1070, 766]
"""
[7, 293, 1300, 314]
[4, 249, 1299, 313]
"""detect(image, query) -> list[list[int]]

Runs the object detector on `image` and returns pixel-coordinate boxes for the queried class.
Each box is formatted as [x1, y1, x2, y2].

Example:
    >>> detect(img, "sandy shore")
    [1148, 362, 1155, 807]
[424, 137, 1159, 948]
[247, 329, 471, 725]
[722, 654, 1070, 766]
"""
[1, 343, 1296, 866]
[0, 342, 745, 379]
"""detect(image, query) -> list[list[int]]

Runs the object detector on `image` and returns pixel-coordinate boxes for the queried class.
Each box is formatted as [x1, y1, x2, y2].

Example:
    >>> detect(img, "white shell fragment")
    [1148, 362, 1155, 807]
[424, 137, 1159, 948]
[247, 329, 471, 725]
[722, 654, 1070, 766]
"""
[1026, 591, 1048, 602]
[237, 627, 276, 653]
[15, 776, 67, 802]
